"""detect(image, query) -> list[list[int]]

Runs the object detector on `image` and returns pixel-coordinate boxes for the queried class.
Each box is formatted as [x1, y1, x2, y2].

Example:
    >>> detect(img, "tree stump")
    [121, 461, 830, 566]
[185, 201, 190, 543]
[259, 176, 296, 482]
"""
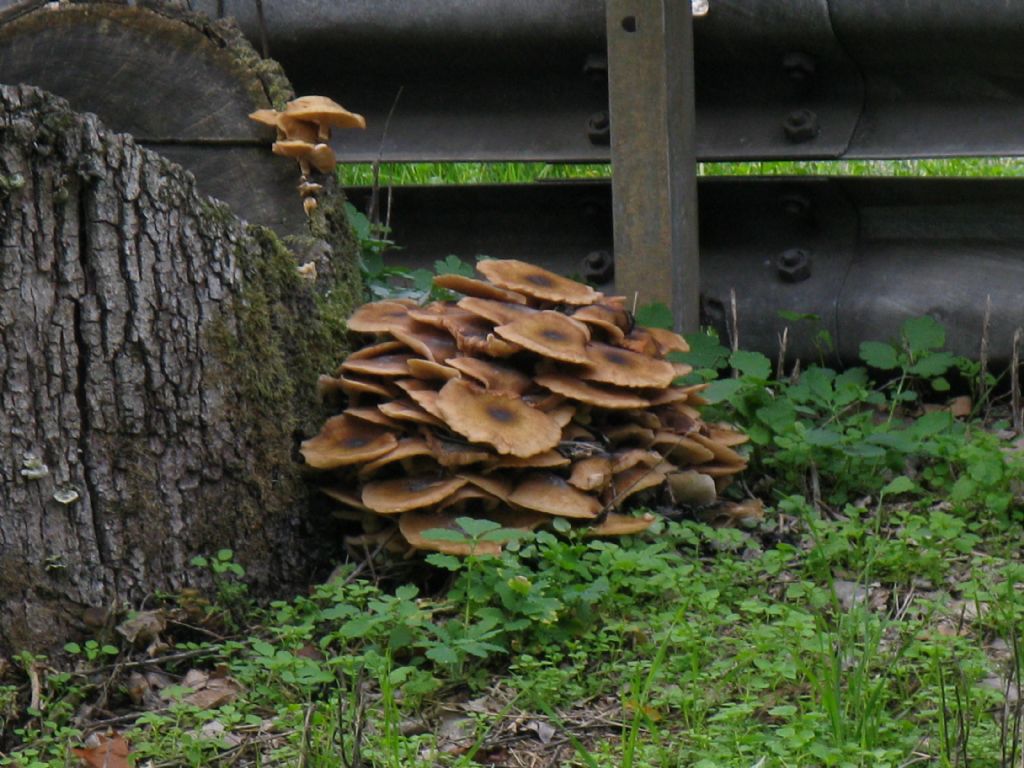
[0, 83, 361, 654]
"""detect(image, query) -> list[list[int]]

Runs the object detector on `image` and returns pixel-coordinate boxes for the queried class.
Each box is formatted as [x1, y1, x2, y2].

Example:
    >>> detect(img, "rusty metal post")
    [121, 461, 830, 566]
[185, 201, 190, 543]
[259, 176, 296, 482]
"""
[606, 0, 699, 331]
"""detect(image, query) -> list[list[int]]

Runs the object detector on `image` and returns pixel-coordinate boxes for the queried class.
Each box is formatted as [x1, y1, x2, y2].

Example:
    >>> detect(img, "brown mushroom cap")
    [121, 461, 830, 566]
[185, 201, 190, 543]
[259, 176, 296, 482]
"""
[424, 431, 495, 468]
[647, 326, 690, 355]
[378, 399, 447, 429]
[362, 474, 468, 514]
[707, 425, 750, 447]
[340, 353, 414, 378]
[457, 296, 539, 326]
[610, 449, 665, 473]
[399, 508, 547, 556]
[494, 310, 591, 364]
[277, 116, 320, 144]
[459, 472, 515, 502]
[404, 388, 446, 420]
[300, 414, 398, 469]
[339, 375, 401, 399]
[447, 356, 532, 394]
[695, 463, 746, 478]
[534, 373, 650, 409]
[603, 465, 667, 506]
[568, 456, 614, 491]
[308, 143, 337, 174]
[319, 485, 371, 512]
[651, 433, 716, 464]
[442, 313, 520, 357]
[618, 328, 660, 357]
[654, 405, 699, 434]
[272, 139, 316, 160]
[390, 324, 457, 363]
[347, 301, 414, 334]
[476, 259, 601, 305]
[606, 424, 656, 447]
[689, 432, 747, 466]
[406, 303, 470, 329]
[580, 343, 676, 388]
[248, 108, 282, 131]
[345, 340, 408, 362]
[572, 304, 631, 341]
[485, 449, 571, 472]
[585, 512, 657, 537]
[343, 406, 403, 430]
[406, 358, 461, 381]
[437, 379, 562, 458]
[284, 95, 366, 137]
[433, 274, 527, 304]
[359, 437, 434, 478]
[509, 472, 602, 519]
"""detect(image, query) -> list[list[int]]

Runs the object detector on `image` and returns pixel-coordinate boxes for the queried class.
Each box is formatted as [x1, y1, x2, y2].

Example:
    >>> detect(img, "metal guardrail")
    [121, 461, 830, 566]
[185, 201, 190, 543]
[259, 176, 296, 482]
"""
[3, 0, 1022, 356]
[197, 0, 1024, 163]
[347, 178, 1024, 364]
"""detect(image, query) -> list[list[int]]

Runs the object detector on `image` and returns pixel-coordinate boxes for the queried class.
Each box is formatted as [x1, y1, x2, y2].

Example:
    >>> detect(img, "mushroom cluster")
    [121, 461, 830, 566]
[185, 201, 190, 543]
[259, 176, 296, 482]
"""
[303, 260, 750, 557]
[249, 95, 365, 215]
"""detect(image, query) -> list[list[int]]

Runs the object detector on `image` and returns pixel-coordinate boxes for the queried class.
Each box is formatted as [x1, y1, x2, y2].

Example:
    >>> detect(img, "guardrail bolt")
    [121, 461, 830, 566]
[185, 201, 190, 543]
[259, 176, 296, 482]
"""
[777, 248, 812, 282]
[783, 109, 819, 143]
[582, 250, 615, 283]
[586, 111, 611, 145]
[780, 193, 811, 218]
[782, 52, 816, 83]
[583, 53, 608, 86]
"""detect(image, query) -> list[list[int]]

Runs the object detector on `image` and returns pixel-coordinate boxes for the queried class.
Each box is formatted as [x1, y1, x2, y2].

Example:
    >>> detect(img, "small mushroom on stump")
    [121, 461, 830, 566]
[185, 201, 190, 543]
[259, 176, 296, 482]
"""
[250, 94, 365, 214]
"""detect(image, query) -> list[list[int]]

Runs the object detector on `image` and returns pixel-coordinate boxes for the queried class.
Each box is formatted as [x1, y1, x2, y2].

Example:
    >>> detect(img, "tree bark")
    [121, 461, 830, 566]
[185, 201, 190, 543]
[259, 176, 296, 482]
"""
[0, 83, 361, 655]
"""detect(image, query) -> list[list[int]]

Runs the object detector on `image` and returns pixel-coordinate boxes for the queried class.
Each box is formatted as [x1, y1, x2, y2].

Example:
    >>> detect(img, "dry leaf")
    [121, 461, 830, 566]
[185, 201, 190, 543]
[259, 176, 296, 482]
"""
[523, 719, 556, 744]
[700, 498, 764, 528]
[166, 668, 243, 709]
[116, 610, 167, 646]
[72, 732, 131, 768]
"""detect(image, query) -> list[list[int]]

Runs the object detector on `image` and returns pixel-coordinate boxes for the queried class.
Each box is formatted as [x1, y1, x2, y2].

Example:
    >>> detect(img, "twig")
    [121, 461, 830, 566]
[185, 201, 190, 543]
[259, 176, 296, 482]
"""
[808, 460, 821, 513]
[777, 326, 789, 380]
[1012, 328, 1022, 434]
[342, 528, 400, 586]
[252, 0, 269, 58]
[728, 288, 740, 378]
[297, 702, 317, 768]
[979, 296, 992, 409]
[368, 87, 405, 229]
[76, 646, 219, 676]
[28, 662, 42, 712]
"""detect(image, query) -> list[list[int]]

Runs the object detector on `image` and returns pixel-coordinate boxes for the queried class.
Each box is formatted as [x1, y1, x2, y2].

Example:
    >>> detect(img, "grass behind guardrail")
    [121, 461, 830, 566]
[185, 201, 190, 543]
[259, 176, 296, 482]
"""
[338, 157, 1024, 186]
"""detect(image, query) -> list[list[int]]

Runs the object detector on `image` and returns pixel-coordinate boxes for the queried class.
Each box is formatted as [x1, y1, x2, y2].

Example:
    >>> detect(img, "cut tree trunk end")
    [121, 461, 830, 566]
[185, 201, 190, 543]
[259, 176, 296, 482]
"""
[0, 0, 307, 234]
[0, 83, 362, 655]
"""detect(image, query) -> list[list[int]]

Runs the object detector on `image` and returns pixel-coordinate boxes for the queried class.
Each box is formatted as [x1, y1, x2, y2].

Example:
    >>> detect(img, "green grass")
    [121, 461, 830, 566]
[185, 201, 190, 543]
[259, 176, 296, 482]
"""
[338, 157, 1024, 187]
[3, 314, 1024, 768]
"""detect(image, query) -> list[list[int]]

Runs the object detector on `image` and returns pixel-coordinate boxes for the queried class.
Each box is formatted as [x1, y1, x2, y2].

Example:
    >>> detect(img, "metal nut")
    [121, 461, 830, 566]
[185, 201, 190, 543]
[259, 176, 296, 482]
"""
[783, 109, 819, 143]
[582, 250, 614, 283]
[776, 248, 812, 282]
[782, 52, 816, 83]
[780, 193, 811, 218]
[586, 111, 611, 145]
[582, 53, 608, 86]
